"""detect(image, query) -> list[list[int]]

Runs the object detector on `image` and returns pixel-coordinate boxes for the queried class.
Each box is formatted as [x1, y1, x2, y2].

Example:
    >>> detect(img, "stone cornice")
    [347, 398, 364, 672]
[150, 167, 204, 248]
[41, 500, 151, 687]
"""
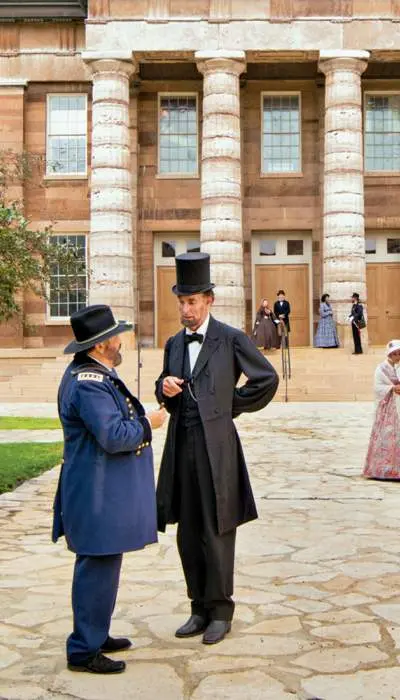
[86, 18, 400, 54]
[0, 78, 28, 86]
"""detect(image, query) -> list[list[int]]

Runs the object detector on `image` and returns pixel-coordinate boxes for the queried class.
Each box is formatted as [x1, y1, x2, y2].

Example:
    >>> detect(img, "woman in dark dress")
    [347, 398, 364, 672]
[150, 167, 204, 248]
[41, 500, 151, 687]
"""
[252, 299, 279, 351]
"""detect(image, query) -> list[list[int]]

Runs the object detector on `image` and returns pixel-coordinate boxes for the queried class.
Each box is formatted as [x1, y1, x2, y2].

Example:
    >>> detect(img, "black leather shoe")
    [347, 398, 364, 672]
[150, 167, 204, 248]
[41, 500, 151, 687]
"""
[202, 620, 231, 645]
[175, 614, 208, 638]
[67, 652, 126, 674]
[101, 636, 132, 653]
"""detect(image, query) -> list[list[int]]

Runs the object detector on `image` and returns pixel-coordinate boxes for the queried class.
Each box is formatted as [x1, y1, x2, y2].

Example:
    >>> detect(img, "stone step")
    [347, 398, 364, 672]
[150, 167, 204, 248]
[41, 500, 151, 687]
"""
[0, 347, 385, 403]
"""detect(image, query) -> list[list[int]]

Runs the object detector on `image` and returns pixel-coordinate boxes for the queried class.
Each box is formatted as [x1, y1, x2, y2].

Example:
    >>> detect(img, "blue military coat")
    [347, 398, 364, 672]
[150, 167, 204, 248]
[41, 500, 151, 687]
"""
[52, 353, 157, 556]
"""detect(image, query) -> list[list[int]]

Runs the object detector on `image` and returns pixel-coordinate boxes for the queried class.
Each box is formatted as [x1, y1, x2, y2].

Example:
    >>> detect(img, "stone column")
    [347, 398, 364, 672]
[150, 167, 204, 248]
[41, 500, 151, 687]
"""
[83, 52, 137, 325]
[318, 50, 369, 347]
[195, 50, 246, 330]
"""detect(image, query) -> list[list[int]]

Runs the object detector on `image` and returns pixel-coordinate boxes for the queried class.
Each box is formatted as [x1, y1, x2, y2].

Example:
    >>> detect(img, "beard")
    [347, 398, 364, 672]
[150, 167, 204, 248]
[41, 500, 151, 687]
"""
[113, 351, 122, 367]
[181, 318, 197, 329]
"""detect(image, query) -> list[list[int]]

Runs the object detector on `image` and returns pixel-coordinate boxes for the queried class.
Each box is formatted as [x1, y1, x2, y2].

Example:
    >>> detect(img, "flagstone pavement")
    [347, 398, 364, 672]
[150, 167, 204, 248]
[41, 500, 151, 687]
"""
[2, 402, 400, 699]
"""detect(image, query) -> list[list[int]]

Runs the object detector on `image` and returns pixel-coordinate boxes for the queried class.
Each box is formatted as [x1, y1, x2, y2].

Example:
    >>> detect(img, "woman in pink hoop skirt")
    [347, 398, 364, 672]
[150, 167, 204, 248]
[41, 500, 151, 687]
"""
[363, 339, 400, 480]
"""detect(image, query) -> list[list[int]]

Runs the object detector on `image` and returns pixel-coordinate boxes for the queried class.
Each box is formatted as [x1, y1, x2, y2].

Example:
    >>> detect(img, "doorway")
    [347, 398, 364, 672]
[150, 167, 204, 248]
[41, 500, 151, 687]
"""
[366, 234, 400, 344]
[252, 234, 312, 346]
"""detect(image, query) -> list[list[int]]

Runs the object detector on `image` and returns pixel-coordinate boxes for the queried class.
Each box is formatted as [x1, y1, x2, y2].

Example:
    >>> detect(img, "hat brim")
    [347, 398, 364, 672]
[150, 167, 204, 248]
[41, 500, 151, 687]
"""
[63, 321, 133, 355]
[387, 346, 400, 357]
[172, 283, 215, 296]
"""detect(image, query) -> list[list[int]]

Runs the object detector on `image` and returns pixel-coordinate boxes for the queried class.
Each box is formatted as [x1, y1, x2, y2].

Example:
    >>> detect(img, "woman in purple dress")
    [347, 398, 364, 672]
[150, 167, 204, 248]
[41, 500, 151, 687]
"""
[314, 293, 339, 348]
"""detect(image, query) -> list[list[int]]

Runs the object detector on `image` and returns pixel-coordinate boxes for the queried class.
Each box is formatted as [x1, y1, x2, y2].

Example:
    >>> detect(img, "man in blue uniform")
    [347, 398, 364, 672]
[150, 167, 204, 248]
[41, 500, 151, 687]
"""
[52, 304, 166, 674]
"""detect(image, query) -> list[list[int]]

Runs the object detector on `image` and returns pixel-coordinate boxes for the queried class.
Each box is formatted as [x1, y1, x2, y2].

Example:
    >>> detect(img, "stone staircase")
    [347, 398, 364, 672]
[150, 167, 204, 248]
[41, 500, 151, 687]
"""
[0, 346, 385, 403]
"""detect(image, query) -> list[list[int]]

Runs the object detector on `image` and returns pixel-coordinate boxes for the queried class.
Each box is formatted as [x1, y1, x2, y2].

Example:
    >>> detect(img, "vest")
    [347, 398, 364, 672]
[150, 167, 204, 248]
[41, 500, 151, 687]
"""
[179, 343, 201, 427]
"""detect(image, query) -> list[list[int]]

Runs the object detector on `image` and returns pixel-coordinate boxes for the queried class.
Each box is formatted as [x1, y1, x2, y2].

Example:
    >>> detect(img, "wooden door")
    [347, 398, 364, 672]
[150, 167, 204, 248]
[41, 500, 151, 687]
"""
[157, 267, 180, 348]
[366, 263, 400, 344]
[255, 264, 309, 346]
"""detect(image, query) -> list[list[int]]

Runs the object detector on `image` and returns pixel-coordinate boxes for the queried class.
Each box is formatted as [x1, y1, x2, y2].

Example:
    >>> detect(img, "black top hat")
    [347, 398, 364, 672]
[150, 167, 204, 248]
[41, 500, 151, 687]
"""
[64, 304, 133, 354]
[351, 292, 360, 300]
[172, 252, 215, 295]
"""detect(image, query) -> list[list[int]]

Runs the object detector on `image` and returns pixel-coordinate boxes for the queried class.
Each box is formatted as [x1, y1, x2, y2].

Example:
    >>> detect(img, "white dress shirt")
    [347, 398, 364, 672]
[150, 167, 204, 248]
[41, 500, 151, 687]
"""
[186, 314, 210, 373]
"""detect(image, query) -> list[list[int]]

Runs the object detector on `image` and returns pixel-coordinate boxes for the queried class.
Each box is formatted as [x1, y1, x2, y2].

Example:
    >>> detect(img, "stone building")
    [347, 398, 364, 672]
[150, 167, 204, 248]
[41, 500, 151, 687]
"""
[1, 0, 400, 349]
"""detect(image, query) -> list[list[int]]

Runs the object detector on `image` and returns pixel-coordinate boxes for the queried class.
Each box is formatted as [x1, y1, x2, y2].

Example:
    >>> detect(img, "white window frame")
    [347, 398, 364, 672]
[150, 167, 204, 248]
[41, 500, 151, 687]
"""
[364, 231, 400, 262]
[46, 93, 88, 178]
[46, 233, 88, 323]
[157, 93, 199, 179]
[260, 91, 302, 177]
[364, 91, 400, 175]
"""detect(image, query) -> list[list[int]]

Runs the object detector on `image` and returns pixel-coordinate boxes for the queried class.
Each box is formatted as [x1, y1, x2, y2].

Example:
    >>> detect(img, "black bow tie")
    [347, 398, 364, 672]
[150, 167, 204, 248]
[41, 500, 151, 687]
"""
[184, 332, 204, 345]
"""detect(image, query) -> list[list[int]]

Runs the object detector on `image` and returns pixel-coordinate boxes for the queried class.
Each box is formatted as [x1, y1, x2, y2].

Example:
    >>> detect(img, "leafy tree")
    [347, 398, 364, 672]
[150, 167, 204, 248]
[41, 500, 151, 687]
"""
[0, 150, 86, 322]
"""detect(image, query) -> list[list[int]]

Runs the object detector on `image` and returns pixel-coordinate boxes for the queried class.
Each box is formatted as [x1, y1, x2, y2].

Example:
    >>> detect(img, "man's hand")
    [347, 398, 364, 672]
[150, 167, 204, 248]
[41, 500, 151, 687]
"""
[393, 385, 400, 395]
[162, 376, 184, 397]
[146, 406, 167, 429]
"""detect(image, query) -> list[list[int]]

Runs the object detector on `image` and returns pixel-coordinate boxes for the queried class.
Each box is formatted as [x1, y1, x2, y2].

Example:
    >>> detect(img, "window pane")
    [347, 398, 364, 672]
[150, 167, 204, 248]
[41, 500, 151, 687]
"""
[162, 241, 176, 258]
[387, 238, 400, 253]
[259, 240, 276, 256]
[287, 239, 304, 256]
[365, 238, 377, 254]
[159, 96, 198, 175]
[49, 234, 87, 318]
[47, 95, 87, 175]
[365, 94, 400, 172]
[187, 240, 200, 253]
[262, 94, 301, 174]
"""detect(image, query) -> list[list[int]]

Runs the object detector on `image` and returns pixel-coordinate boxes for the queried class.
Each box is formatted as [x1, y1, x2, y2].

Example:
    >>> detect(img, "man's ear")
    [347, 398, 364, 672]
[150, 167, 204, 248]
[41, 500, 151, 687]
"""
[94, 340, 105, 354]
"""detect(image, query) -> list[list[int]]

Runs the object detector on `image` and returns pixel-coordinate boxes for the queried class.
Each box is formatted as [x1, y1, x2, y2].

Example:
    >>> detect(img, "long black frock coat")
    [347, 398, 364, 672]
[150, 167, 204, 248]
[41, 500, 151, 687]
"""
[155, 316, 279, 535]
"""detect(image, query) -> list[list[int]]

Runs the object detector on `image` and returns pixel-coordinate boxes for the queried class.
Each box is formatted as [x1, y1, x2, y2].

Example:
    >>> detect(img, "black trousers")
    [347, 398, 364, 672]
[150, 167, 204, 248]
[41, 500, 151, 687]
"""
[175, 421, 236, 621]
[352, 322, 363, 354]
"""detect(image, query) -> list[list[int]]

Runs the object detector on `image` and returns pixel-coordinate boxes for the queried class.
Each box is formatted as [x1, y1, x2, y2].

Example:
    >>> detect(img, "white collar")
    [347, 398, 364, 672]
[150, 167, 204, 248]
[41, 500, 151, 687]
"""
[186, 314, 210, 338]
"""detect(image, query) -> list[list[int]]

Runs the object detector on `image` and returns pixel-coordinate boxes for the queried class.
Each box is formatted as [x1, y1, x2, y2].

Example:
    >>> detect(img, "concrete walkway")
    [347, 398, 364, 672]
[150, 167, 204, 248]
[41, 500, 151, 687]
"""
[2, 403, 400, 699]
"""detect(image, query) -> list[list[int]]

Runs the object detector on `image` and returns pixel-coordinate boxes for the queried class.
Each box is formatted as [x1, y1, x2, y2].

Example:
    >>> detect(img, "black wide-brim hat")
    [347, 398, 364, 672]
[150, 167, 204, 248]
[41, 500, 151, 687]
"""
[172, 252, 215, 295]
[64, 304, 133, 354]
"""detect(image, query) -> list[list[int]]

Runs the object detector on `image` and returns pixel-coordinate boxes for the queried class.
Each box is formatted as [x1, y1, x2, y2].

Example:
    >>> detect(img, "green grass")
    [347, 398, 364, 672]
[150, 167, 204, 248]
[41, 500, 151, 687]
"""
[0, 417, 61, 430]
[0, 442, 63, 494]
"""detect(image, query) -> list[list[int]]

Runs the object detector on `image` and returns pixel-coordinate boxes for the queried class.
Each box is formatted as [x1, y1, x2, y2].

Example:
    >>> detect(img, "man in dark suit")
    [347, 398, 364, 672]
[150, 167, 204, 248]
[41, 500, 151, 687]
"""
[155, 253, 279, 645]
[273, 289, 291, 346]
[348, 292, 364, 354]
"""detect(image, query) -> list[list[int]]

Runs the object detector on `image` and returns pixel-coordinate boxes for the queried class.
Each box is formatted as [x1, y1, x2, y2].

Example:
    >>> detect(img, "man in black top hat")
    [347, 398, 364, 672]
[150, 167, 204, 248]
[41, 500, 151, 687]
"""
[52, 304, 166, 674]
[348, 292, 364, 354]
[155, 253, 279, 644]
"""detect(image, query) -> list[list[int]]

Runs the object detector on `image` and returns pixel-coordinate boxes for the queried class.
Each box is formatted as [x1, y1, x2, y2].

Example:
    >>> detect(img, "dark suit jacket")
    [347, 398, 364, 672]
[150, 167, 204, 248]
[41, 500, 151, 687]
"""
[274, 300, 291, 332]
[351, 303, 364, 323]
[155, 315, 279, 535]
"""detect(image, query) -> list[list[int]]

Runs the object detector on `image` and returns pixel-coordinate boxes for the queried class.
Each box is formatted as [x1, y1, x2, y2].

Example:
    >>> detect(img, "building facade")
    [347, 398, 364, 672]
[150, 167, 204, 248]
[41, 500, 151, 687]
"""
[1, 0, 400, 348]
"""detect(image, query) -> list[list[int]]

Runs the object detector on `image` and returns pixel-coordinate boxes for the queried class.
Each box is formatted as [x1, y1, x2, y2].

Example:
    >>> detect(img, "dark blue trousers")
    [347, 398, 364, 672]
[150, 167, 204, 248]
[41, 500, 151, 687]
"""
[67, 553, 123, 663]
